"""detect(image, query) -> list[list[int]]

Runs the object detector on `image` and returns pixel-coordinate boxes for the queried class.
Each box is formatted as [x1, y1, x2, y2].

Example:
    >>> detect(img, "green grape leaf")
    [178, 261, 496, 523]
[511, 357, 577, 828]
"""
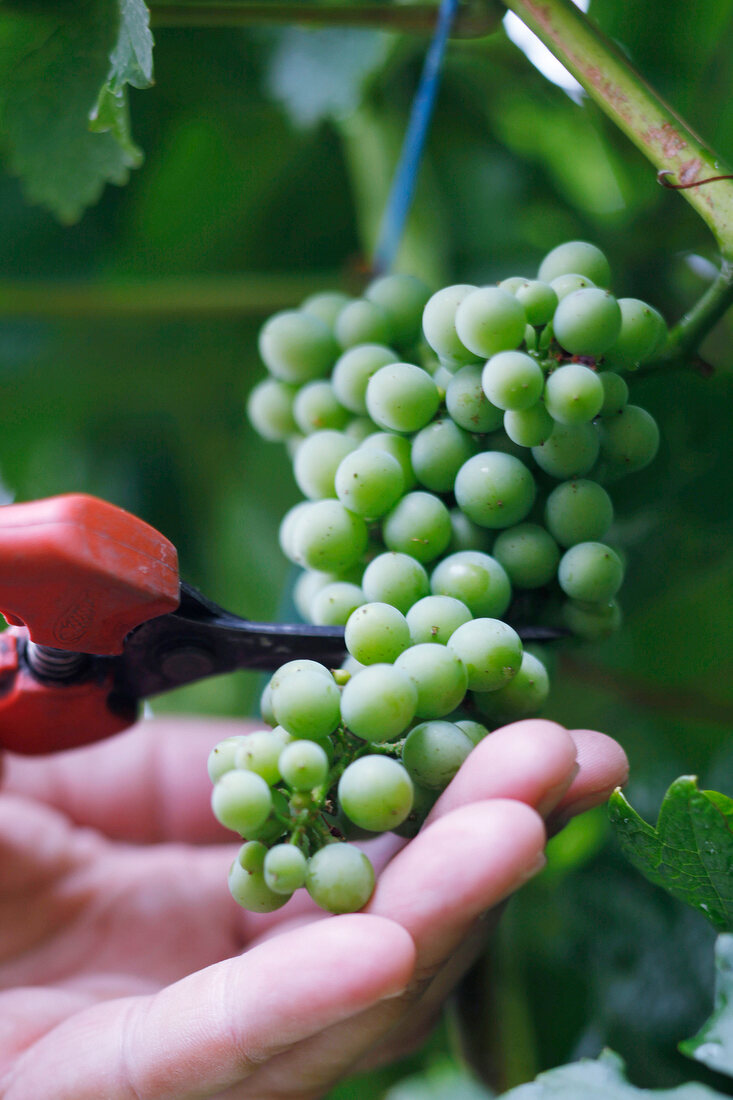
[264, 27, 391, 128]
[680, 933, 733, 1079]
[107, 0, 153, 92]
[501, 1049, 725, 1098]
[608, 778, 733, 932]
[89, 84, 143, 166]
[89, 0, 153, 167]
[0, 0, 151, 222]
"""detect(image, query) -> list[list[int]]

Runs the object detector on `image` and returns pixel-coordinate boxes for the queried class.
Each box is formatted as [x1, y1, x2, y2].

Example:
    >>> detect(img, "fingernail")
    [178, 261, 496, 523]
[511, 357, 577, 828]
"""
[520, 850, 547, 884]
[536, 763, 580, 817]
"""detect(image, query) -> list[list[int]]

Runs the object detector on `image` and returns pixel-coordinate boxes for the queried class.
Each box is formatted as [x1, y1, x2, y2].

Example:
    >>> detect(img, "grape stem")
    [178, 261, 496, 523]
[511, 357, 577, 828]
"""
[643, 259, 733, 374]
[501, 0, 733, 261]
[148, 0, 501, 37]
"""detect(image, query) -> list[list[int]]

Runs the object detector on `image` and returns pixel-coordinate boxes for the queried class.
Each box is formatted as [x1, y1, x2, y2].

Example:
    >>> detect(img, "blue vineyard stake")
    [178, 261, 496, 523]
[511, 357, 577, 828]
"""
[372, 0, 461, 274]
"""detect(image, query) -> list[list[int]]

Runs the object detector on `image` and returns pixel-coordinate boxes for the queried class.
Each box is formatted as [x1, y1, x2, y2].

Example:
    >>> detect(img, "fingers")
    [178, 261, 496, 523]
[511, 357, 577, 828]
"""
[231, 799, 547, 1096]
[427, 719, 628, 829]
[1, 717, 259, 843]
[3, 915, 415, 1100]
[546, 726, 629, 833]
[427, 719, 578, 823]
[368, 799, 545, 972]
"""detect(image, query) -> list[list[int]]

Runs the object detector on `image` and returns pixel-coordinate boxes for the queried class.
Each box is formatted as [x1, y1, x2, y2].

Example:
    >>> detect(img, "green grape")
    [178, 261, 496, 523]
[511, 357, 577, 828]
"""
[538, 241, 611, 288]
[293, 430, 355, 500]
[598, 371, 629, 416]
[454, 287, 527, 358]
[338, 756, 414, 832]
[211, 770, 273, 834]
[550, 274, 595, 300]
[454, 451, 536, 529]
[301, 291, 352, 328]
[448, 508, 493, 553]
[344, 602, 411, 665]
[447, 617, 523, 692]
[243, 787, 290, 845]
[346, 417, 380, 443]
[498, 276, 527, 293]
[247, 378, 298, 441]
[405, 594, 472, 645]
[392, 782, 439, 838]
[269, 659, 334, 693]
[260, 681, 276, 727]
[455, 719, 490, 746]
[279, 500, 315, 564]
[482, 351, 544, 411]
[504, 403, 554, 448]
[531, 421, 600, 479]
[234, 726, 292, 786]
[552, 288, 622, 357]
[264, 844, 308, 895]
[598, 405, 660, 473]
[544, 479, 613, 546]
[422, 284, 480, 365]
[430, 550, 512, 618]
[360, 431, 416, 490]
[382, 490, 453, 564]
[271, 668, 342, 740]
[340, 663, 418, 742]
[472, 651, 550, 722]
[293, 499, 368, 573]
[362, 551, 430, 613]
[331, 344, 398, 414]
[364, 273, 432, 346]
[394, 642, 469, 718]
[293, 380, 350, 434]
[557, 541, 624, 602]
[445, 364, 504, 433]
[524, 324, 539, 351]
[310, 581, 365, 626]
[340, 653, 366, 677]
[293, 568, 331, 620]
[366, 362, 440, 434]
[563, 597, 622, 639]
[306, 844, 376, 913]
[492, 523, 560, 589]
[603, 298, 668, 368]
[335, 298, 394, 349]
[259, 310, 338, 382]
[334, 447, 404, 518]
[514, 279, 559, 326]
[432, 363, 456, 388]
[279, 739, 330, 790]
[229, 841, 291, 912]
[544, 363, 605, 424]
[402, 721, 473, 790]
[411, 419, 476, 493]
[207, 734, 249, 783]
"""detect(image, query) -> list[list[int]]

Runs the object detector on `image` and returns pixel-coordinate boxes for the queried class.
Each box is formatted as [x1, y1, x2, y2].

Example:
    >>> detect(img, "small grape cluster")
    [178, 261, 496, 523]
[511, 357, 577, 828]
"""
[211, 240, 664, 916]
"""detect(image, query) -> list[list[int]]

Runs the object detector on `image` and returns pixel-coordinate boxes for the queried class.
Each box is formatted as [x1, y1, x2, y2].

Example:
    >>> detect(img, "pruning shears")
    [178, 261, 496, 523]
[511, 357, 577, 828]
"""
[0, 494, 347, 755]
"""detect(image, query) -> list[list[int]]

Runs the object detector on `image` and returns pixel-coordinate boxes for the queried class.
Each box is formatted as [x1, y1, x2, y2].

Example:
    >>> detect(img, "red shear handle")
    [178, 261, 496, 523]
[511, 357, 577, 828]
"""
[0, 630, 136, 754]
[0, 494, 180, 655]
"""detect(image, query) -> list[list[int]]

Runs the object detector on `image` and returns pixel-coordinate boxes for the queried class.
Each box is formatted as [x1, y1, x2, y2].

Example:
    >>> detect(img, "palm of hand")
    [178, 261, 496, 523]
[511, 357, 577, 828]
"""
[0, 716, 626, 1100]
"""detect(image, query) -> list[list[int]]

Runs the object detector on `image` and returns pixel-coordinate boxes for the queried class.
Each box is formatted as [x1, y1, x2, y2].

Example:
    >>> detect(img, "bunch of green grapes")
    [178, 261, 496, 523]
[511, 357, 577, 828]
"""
[211, 239, 664, 916]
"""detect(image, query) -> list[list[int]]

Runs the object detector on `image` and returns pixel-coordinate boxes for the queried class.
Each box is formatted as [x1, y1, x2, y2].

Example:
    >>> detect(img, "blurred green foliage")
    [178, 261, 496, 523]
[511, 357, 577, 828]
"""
[1, 0, 732, 1095]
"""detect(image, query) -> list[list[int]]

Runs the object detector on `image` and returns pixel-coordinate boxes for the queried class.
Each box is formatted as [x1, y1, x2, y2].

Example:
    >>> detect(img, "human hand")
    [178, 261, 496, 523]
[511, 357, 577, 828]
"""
[0, 715, 627, 1099]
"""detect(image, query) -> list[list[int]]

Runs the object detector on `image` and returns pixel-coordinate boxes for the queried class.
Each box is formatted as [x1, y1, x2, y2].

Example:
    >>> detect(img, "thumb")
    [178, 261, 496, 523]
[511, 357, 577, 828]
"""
[4, 914, 415, 1100]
